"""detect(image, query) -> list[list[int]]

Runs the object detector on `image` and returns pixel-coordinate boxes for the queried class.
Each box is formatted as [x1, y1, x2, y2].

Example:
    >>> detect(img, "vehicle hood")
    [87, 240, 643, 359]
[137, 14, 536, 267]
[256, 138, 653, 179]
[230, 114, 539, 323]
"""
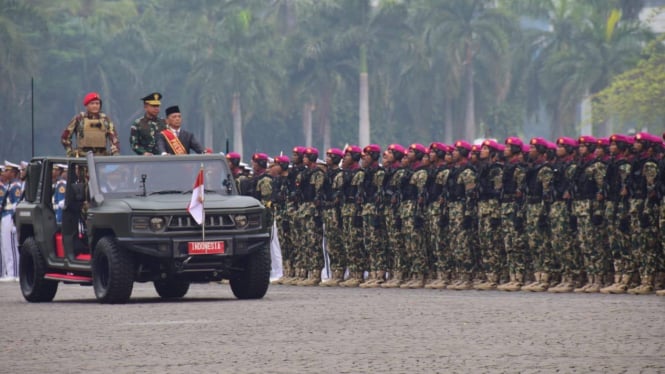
[111, 194, 263, 211]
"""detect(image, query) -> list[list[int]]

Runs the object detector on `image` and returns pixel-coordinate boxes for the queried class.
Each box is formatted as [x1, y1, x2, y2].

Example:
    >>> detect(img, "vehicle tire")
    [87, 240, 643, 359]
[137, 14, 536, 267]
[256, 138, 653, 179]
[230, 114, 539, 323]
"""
[92, 236, 135, 304]
[154, 278, 190, 299]
[229, 247, 270, 299]
[19, 237, 58, 302]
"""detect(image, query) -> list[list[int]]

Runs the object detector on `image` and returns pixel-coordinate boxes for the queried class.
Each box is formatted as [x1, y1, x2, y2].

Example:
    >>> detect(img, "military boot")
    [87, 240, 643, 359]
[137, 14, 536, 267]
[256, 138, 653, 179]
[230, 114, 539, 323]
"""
[656, 289, 665, 296]
[339, 272, 363, 288]
[271, 263, 289, 285]
[474, 273, 498, 290]
[522, 272, 541, 292]
[450, 273, 473, 290]
[424, 272, 441, 289]
[574, 274, 593, 293]
[381, 271, 403, 288]
[502, 273, 523, 292]
[497, 273, 515, 291]
[585, 274, 602, 293]
[400, 274, 416, 289]
[530, 272, 550, 292]
[282, 268, 300, 285]
[548, 275, 574, 293]
[628, 275, 654, 295]
[299, 270, 321, 286]
[600, 274, 622, 294]
[407, 273, 425, 289]
[320, 270, 343, 287]
[366, 270, 386, 288]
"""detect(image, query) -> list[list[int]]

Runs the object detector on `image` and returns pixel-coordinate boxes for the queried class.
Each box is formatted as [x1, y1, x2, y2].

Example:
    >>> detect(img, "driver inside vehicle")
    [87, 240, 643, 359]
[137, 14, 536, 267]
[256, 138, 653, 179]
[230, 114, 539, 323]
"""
[99, 164, 132, 193]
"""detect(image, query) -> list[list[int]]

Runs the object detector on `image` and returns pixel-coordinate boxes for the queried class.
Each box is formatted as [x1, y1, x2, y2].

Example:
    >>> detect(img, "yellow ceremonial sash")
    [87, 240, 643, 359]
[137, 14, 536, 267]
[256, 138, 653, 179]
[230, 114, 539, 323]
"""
[162, 129, 186, 155]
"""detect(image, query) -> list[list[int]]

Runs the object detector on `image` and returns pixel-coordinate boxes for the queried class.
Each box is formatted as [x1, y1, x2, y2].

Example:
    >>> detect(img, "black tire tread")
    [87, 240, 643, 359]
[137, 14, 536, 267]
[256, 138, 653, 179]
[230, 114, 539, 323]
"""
[92, 236, 135, 304]
[229, 247, 270, 299]
[19, 237, 58, 302]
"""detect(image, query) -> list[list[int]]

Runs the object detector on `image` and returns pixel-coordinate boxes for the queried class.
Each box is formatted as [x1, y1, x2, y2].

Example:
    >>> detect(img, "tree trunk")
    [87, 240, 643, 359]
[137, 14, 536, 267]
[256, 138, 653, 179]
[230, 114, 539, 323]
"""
[302, 102, 314, 147]
[359, 45, 370, 146]
[203, 107, 213, 150]
[443, 97, 453, 144]
[232, 92, 243, 159]
[464, 64, 475, 141]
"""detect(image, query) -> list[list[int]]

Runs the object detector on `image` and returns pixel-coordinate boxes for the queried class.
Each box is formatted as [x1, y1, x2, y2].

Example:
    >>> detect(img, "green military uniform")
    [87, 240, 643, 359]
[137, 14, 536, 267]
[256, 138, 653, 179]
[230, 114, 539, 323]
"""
[129, 93, 166, 155]
[61, 112, 120, 157]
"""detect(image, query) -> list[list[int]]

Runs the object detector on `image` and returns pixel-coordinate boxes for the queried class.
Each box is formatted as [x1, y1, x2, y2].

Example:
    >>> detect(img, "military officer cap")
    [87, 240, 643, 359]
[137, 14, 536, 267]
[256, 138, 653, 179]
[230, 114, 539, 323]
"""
[4, 160, 20, 172]
[141, 92, 162, 106]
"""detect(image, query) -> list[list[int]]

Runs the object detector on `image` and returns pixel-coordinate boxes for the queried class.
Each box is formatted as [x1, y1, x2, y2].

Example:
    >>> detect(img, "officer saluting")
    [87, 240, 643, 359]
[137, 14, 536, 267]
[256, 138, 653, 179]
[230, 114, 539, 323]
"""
[61, 92, 120, 157]
[129, 92, 166, 155]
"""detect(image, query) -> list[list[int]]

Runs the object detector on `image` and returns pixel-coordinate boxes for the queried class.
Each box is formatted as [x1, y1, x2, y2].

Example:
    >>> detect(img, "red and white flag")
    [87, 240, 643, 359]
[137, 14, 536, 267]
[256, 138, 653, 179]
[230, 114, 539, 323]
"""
[187, 167, 205, 225]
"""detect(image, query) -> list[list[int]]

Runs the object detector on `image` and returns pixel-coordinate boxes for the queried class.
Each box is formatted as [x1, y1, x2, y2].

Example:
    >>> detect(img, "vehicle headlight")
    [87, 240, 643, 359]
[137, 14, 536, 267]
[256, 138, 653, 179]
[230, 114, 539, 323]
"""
[132, 217, 150, 231]
[150, 217, 166, 232]
[234, 214, 248, 229]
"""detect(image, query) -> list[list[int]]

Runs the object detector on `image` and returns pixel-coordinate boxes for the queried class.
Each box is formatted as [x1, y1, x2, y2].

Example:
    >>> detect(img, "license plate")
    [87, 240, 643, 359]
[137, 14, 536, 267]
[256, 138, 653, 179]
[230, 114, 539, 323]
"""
[188, 241, 225, 255]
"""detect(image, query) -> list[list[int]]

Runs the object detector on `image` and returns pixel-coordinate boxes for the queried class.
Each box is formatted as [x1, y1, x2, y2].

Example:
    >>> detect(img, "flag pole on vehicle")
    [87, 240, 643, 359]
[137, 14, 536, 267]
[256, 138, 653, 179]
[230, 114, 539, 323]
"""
[187, 163, 205, 241]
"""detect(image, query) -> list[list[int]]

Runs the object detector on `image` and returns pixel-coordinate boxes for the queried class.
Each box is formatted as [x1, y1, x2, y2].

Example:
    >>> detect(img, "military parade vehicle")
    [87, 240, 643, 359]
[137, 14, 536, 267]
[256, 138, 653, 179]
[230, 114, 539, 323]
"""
[15, 153, 270, 303]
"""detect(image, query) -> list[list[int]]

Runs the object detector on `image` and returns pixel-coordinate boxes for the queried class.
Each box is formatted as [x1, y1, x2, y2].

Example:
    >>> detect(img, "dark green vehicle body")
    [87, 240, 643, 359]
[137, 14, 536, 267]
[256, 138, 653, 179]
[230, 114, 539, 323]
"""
[16, 153, 271, 303]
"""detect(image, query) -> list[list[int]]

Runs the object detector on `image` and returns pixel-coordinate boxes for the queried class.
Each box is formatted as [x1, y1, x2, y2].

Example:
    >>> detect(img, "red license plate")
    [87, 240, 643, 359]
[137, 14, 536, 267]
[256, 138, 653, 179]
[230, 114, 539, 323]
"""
[188, 241, 225, 255]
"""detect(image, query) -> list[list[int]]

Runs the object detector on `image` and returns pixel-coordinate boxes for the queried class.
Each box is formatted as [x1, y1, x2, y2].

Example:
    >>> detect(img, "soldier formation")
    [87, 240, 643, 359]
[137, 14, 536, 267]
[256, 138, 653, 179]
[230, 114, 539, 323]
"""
[234, 133, 665, 296]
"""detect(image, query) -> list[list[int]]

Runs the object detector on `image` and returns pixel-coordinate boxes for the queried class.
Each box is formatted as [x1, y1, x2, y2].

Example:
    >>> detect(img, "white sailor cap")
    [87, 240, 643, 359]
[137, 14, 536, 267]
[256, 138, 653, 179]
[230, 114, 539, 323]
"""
[55, 163, 68, 170]
[4, 160, 20, 171]
[20, 161, 29, 170]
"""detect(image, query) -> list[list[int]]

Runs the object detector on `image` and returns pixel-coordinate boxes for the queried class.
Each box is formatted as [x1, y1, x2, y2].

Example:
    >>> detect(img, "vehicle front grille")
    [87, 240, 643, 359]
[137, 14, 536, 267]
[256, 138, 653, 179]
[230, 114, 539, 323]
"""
[167, 214, 235, 231]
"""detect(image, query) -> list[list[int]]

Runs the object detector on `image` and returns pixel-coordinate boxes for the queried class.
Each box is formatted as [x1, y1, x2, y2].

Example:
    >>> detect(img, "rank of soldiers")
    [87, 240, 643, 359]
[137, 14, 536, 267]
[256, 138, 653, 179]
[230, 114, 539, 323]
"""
[233, 134, 665, 296]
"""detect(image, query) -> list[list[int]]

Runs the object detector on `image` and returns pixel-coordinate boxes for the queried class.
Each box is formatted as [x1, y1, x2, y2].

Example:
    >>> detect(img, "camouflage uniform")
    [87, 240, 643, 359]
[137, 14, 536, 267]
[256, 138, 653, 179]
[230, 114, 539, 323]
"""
[572, 154, 607, 292]
[339, 165, 365, 286]
[600, 153, 633, 293]
[129, 115, 166, 155]
[61, 112, 120, 157]
[548, 155, 581, 292]
[360, 164, 386, 283]
[400, 162, 429, 285]
[498, 159, 527, 290]
[381, 164, 408, 287]
[476, 159, 504, 287]
[522, 159, 554, 290]
[297, 165, 325, 281]
[271, 174, 292, 281]
[283, 164, 305, 283]
[424, 164, 451, 287]
[446, 160, 478, 288]
[321, 167, 345, 282]
[627, 152, 660, 293]
[253, 172, 273, 225]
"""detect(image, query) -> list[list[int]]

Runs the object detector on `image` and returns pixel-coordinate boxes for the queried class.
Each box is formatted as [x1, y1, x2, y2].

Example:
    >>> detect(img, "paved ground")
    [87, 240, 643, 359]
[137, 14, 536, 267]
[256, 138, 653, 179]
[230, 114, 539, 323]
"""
[1, 282, 664, 373]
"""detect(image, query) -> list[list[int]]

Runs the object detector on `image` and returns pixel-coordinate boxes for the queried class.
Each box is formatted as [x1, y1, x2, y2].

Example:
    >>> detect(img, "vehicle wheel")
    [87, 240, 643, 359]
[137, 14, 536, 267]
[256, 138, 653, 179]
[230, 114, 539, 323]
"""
[92, 236, 135, 304]
[154, 278, 190, 299]
[229, 247, 270, 299]
[19, 237, 58, 302]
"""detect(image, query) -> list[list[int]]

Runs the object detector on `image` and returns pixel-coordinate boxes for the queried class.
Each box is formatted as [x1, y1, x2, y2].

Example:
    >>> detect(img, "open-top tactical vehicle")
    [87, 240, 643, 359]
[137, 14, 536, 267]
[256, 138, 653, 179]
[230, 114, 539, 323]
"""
[16, 153, 270, 303]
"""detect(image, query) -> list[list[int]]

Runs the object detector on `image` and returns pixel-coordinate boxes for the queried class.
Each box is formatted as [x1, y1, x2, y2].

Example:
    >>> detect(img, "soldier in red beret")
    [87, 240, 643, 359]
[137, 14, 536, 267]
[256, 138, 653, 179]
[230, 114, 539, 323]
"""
[338, 145, 366, 287]
[319, 148, 346, 287]
[61, 92, 120, 157]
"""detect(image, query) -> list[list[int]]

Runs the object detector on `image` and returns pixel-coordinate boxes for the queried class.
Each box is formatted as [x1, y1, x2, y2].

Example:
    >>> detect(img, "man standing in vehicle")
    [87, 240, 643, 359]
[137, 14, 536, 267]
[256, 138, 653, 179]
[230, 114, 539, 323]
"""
[130, 92, 166, 155]
[61, 92, 120, 157]
[157, 106, 206, 155]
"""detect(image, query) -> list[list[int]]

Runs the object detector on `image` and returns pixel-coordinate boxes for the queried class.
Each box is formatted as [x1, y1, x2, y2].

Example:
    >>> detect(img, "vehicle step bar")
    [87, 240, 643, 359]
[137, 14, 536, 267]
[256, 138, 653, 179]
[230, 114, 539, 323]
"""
[44, 273, 93, 283]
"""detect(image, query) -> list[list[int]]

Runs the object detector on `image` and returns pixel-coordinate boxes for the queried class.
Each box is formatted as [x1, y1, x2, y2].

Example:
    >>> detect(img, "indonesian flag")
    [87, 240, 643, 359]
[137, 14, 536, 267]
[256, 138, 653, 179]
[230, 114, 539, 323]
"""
[187, 167, 205, 225]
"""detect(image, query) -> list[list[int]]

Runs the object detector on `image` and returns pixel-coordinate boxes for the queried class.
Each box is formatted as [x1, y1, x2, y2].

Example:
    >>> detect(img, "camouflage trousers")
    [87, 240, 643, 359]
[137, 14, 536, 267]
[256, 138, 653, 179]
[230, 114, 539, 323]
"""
[448, 202, 475, 276]
[549, 201, 580, 278]
[274, 207, 293, 269]
[525, 202, 553, 273]
[362, 203, 387, 272]
[341, 203, 366, 273]
[400, 200, 427, 275]
[501, 202, 526, 275]
[629, 199, 661, 278]
[477, 199, 504, 275]
[573, 200, 604, 276]
[298, 202, 324, 272]
[384, 205, 406, 273]
[285, 201, 301, 268]
[322, 207, 345, 273]
[605, 201, 634, 275]
[425, 203, 451, 274]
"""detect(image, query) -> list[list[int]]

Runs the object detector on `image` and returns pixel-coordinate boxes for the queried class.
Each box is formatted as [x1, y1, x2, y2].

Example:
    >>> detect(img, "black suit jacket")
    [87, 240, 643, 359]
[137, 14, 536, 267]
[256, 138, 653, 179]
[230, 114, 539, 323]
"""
[157, 128, 205, 154]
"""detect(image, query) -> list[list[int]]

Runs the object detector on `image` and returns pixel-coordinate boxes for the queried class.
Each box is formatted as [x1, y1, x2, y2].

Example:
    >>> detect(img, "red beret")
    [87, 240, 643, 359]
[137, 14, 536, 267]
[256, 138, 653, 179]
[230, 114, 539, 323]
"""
[429, 142, 448, 153]
[274, 155, 290, 164]
[83, 92, 101, 106]
[610, 134, 633, 145]
[363, 144, 381, 153]
[596, 137, 610, 147]
[387, 143, 406, 156]
[546, 141, 558, 151]
[226, 152, 241, 160]
[557, 137, 578, 147]
[454, 140, 472, 151]
[292, 146, 306, 154]
[635, 132, 661, 144]
[345, 145, 362, 154]
[304, 147, 319, 156]
[326, 148, 344, 158]
[505, 137, 524, 147]
[530, 137, 548, 147]
[409, 143, 428, 153]
[482, 139, 503, 152]
[578, 135, 597, 145]
[252, 152, 269, 161]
